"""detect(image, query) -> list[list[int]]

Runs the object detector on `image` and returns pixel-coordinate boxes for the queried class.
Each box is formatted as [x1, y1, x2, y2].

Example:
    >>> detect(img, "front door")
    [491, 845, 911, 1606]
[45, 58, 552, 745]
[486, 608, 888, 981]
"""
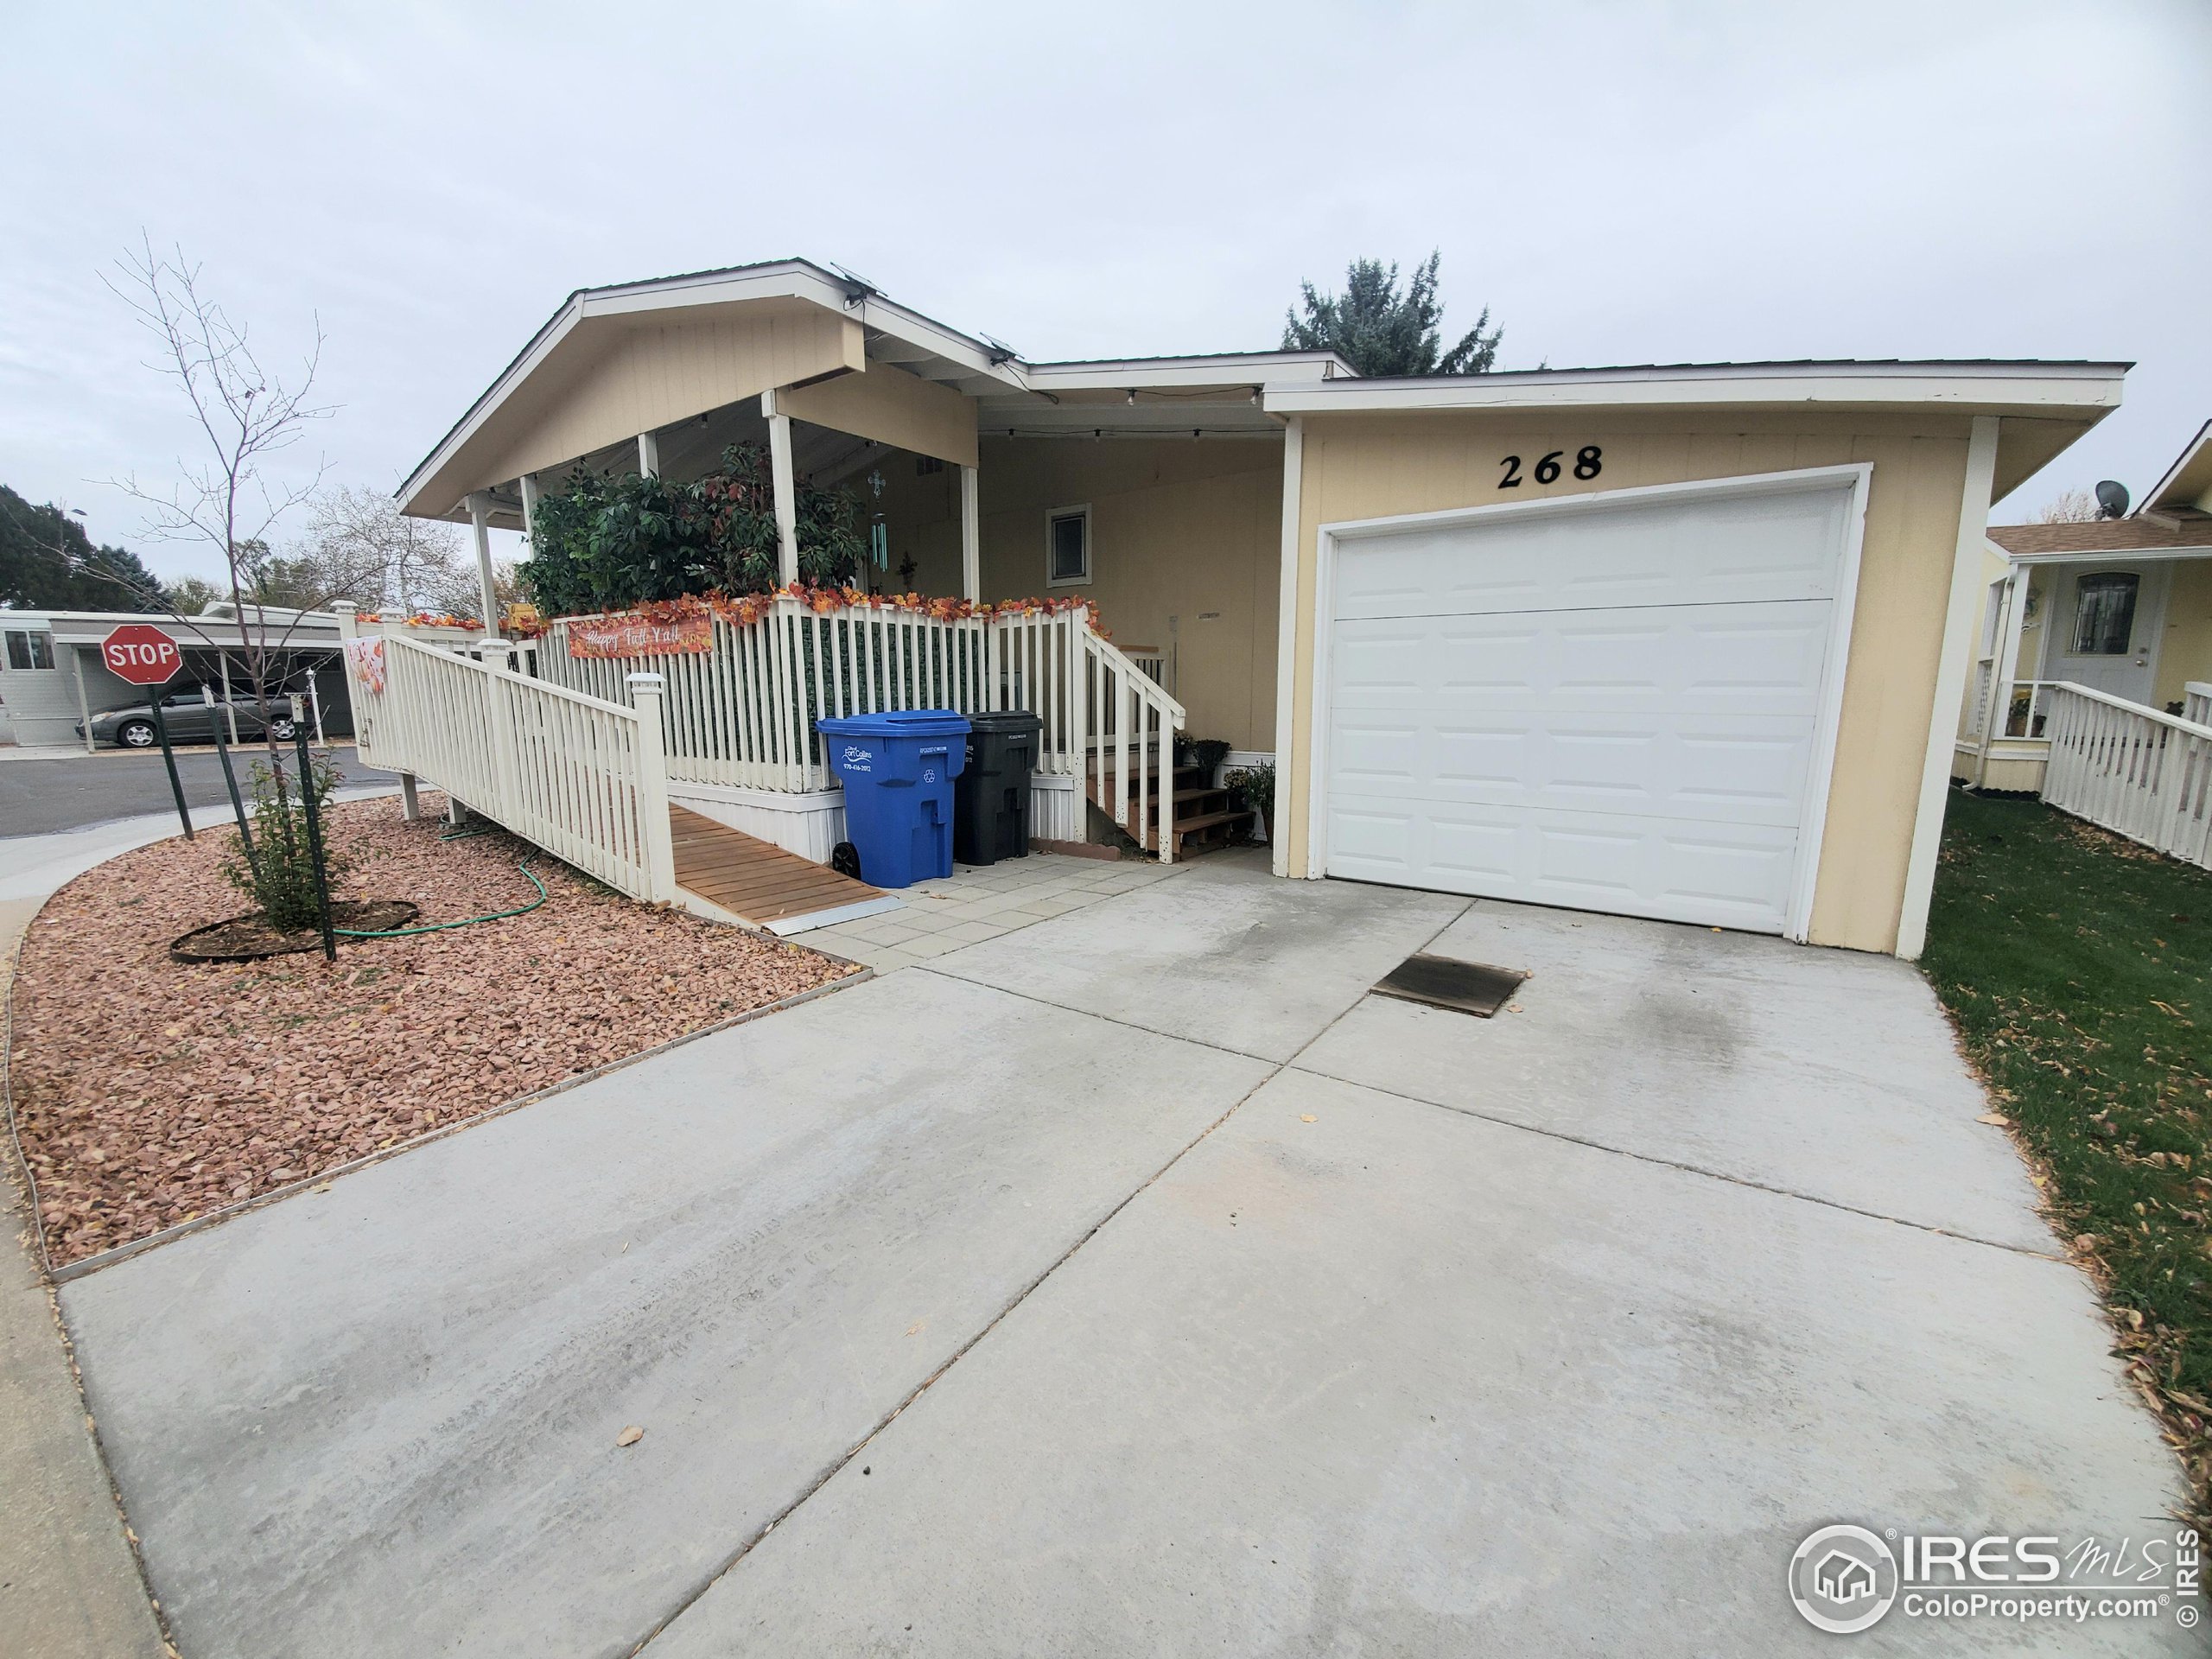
[2047, 563, 2169, 705]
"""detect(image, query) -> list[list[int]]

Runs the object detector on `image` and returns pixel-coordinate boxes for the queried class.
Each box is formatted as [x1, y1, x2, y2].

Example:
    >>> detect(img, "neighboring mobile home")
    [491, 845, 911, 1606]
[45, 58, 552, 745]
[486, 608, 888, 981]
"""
[396, 258, 2125, 957]
[1957, 419, 2212, 792]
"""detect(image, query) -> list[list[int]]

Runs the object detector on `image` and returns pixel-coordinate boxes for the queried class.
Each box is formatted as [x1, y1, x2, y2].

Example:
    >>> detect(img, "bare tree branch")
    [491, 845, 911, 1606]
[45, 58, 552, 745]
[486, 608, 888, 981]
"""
[99, 236, 338, 780]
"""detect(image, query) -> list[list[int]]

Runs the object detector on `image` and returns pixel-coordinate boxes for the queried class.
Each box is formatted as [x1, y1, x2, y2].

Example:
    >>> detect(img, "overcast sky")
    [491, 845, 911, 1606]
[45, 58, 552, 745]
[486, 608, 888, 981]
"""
[6, 0, 2207, 583]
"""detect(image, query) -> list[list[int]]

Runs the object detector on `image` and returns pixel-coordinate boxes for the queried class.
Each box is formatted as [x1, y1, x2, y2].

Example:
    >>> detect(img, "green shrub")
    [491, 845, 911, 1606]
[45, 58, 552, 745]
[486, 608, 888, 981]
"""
[523, 444, 869, 617]
[223, 756, 346, 932]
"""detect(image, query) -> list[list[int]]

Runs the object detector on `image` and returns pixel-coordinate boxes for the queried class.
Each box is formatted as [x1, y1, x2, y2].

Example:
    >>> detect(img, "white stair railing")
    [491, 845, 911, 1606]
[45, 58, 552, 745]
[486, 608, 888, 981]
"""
[345, 629, 677, 902]
[2041, 683, 2212, 871]
[1075, 616, 1187, 862]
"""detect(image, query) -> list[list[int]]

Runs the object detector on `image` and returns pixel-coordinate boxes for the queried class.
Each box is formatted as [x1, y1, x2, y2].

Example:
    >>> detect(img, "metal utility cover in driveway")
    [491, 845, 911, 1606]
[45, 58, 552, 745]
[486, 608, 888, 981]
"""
[1370, 952, 1526, 1016]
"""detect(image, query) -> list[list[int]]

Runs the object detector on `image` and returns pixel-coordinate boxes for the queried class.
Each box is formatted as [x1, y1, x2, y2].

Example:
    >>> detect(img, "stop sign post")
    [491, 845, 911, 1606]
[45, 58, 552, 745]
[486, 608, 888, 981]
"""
[99, 623, 193, 840]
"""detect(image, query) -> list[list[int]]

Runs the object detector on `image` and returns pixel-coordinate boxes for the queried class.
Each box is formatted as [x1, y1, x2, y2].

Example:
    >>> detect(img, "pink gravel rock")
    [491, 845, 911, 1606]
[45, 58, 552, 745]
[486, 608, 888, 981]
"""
[10, 795, 857, 1265]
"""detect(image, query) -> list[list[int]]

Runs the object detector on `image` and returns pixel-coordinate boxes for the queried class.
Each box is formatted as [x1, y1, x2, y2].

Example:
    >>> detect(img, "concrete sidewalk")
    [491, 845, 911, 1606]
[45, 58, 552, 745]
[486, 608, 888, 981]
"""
[54, 855, 2194, 1656]
[1, 865, 168, 1659]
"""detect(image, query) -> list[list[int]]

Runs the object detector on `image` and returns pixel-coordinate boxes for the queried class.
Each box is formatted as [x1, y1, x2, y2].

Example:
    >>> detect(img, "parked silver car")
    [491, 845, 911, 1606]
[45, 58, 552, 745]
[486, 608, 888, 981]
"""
[79, 690, 300, 750]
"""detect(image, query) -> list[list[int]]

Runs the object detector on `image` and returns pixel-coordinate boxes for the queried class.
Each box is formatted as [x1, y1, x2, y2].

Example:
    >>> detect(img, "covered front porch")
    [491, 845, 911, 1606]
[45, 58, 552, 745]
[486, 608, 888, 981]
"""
[391, 262, 1327, 871]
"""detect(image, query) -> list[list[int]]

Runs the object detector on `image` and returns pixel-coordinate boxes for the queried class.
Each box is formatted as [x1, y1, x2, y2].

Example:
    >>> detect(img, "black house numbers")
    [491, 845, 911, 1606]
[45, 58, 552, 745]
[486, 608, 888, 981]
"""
[1498, 445, 1603, 489]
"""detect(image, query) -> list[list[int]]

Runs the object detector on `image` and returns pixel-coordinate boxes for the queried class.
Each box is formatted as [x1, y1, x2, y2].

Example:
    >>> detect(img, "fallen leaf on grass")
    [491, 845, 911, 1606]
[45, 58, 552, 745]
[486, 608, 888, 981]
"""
[1977, 1113, 2011, 1127]
[616, 1426, 644, 1447]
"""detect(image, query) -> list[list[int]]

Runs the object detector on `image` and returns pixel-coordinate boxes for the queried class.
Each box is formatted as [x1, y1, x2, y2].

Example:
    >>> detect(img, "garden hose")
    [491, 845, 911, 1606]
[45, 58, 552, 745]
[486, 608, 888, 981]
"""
[331, 818, 549, 939]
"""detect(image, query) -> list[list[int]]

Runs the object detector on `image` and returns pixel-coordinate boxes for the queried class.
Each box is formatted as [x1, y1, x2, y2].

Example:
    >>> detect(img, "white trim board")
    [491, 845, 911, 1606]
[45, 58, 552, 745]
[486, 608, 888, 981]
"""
[1302, 462, 1873, 947]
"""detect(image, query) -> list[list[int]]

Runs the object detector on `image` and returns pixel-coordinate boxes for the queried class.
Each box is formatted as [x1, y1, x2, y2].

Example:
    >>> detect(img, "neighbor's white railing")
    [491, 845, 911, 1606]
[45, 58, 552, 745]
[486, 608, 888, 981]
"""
[2041, 683, 2212, 870]
[537, 598, 1190, 861]
[2186, 682, 2212, 730]
[342, 627, 676, 903]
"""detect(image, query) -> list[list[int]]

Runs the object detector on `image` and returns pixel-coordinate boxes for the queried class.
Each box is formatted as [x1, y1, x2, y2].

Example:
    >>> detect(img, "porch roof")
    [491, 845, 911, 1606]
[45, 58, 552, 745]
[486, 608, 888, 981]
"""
[1989, 516, 2212, 558]
[397, 257, 1351, 521]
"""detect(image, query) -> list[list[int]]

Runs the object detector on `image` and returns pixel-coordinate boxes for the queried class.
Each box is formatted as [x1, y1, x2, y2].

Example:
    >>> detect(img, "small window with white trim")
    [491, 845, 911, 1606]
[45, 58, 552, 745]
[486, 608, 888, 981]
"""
[1046, 505, 1091, 588]
[4, 628, 54, 671]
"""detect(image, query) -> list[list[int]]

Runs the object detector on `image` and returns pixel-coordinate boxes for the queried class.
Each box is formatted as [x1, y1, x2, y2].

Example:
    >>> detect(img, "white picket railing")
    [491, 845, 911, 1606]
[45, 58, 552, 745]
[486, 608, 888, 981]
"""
[2186, 681, 2212, 730]
[344, 629, 677, 902]
[537, 598, 1190, 861]
[2041, 683, 2212, 870]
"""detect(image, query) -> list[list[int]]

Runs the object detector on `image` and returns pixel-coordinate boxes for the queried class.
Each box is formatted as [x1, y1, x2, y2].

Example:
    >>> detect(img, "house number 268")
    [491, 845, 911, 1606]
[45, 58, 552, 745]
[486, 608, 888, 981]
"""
[1498, 446, 1602, 488]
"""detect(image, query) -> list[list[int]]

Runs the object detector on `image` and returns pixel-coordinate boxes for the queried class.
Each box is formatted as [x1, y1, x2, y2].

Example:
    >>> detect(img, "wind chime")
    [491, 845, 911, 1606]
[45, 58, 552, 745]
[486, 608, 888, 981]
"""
[867, 468, 889, 593]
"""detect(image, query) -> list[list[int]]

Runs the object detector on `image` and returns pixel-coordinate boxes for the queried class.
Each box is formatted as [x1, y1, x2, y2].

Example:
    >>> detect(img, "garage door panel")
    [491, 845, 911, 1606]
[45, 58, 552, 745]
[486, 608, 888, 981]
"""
[1332, 486, 1852, 620]
[1330, 798, 1796, 930]
[1339, 717, 1811, 826]
[1324, 479, 1853, 935]
[1332, 604, 1829, 716]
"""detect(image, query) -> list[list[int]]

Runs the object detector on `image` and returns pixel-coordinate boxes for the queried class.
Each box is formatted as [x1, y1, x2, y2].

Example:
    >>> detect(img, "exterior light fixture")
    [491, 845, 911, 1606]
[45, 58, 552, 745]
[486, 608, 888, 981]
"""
[1126, 389, 1136, 405]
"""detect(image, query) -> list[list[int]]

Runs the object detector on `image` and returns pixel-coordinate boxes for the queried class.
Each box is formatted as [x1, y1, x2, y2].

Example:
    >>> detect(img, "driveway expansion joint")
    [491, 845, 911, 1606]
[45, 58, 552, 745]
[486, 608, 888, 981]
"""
[1287, 1057, 2069, 1261]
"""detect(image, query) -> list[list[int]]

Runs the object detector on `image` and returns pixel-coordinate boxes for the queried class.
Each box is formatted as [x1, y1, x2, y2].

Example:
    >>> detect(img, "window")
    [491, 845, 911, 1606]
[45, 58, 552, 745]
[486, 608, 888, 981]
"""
[914, 455, 944, 476]
[2071, 573, 2139, 655]
[1046, 505, 1090, 588]
[3, 628, 54, 671]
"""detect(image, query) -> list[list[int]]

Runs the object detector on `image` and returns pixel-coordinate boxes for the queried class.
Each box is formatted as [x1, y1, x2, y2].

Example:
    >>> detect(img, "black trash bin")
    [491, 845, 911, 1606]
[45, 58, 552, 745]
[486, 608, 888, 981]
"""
[953, 710, 1043, 866]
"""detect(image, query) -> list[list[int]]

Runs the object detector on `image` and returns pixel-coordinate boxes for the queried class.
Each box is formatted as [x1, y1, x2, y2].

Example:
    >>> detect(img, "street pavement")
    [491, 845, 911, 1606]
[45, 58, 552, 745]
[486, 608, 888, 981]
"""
[0, 745, 395, 837]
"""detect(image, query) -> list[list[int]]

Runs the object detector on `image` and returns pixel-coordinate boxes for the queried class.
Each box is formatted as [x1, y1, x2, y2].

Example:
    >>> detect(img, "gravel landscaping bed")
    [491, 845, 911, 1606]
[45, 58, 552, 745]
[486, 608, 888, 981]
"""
[8, 795, 858, 1265]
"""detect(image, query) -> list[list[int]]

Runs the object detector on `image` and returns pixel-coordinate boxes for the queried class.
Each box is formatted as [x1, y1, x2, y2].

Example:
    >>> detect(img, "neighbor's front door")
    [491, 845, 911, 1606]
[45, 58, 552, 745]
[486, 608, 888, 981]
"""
[2047, 563, 2169, 706]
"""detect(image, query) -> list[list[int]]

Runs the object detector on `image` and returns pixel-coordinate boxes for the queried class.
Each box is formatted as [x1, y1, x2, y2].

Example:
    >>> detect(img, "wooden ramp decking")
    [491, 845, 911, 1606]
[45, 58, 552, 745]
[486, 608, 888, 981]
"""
[669, 806, 893, 934]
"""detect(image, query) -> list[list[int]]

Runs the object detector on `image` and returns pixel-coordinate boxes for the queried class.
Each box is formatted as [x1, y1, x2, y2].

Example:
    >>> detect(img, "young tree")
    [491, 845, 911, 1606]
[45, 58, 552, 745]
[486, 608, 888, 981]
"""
[104, 236, 334, 787]
[0, 486, 167, 610]
[1281, 251, 1503, 378]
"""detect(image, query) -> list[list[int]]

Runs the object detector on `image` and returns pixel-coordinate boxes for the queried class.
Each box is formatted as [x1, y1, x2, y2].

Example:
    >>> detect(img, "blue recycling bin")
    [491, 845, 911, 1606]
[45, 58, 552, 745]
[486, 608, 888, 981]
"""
[817, 709, 972, 887]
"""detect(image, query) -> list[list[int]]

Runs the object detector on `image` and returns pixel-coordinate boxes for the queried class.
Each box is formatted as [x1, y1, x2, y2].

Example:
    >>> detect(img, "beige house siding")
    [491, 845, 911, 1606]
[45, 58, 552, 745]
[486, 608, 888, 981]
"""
[419, 302, 863, 515]
[970, 436, 1285, 752]
[2155, 560, 2212, 709]
[1280, 410, 1980, 955]
[779, 362, 978, 469]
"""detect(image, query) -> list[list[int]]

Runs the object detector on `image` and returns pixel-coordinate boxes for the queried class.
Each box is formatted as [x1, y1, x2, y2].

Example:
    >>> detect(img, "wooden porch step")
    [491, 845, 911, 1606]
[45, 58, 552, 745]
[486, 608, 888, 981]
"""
[669, 804, 886, 931]
[1170, 809, 1251, 837]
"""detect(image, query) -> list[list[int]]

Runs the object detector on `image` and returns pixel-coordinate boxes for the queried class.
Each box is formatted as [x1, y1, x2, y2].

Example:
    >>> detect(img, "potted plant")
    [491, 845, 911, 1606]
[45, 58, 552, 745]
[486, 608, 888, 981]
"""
[1225, 761, 1275, 844]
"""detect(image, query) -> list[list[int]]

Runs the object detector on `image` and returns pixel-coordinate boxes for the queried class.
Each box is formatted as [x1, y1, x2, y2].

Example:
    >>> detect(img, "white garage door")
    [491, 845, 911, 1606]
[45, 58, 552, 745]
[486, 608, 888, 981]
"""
[1322, 477, 1859, 934]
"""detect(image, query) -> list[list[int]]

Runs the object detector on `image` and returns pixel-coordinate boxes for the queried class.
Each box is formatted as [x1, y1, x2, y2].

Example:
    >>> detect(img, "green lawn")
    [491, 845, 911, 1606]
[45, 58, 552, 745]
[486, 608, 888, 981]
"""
[1923, 787, 2212, 1514]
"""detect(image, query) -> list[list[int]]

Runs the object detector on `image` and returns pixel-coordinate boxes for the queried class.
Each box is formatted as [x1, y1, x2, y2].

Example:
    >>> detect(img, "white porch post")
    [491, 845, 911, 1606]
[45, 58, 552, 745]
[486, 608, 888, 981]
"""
[1981, 563, 2031, 758]
[637, 431, 660, 478]
[467, 491, 502, 639]
[627, 671, 678, 903]
[1271, 416, 1305, 879]
[959, 464, 981, 602]
[763, 389, 799, 587]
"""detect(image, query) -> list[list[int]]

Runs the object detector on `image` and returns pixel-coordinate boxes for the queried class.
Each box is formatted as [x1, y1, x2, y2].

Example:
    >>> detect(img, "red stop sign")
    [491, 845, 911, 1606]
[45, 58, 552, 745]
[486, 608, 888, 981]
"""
[101, 623, 182, 686]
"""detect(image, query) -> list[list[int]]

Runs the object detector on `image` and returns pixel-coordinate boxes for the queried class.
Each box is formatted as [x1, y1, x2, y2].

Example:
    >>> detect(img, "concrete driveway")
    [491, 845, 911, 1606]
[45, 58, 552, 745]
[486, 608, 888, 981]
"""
[57, 852, 2190, 1656]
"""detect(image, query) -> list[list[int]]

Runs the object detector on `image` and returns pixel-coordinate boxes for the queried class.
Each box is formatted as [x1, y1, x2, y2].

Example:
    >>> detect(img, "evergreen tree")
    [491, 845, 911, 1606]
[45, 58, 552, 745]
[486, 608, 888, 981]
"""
[0, 486, 165, 610]
[1281, 251, 1502, 378]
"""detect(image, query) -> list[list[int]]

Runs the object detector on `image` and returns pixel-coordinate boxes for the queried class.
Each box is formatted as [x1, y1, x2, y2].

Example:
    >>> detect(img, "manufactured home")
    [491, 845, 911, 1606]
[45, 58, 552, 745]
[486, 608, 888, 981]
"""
[386, 257, 2126, 957]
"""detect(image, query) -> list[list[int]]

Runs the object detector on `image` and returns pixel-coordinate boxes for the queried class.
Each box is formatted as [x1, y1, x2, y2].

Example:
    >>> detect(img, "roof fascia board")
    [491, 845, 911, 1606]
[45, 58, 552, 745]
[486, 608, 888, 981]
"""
[2140, 418, 2212, 513]
[1263, 363, 2129, 416]
[2001, 544, 2212, 565]
[1018, 353, 1350, 391]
